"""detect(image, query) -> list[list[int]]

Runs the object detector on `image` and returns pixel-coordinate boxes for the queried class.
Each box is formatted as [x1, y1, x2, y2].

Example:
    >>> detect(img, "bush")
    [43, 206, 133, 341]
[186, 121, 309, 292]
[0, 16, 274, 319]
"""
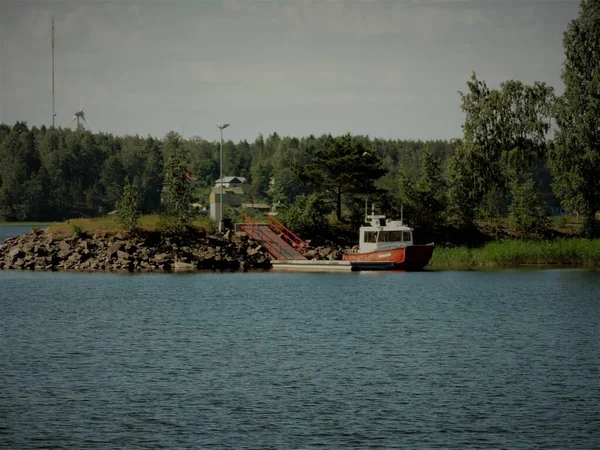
[71, 223, 83, 238]
[116, 184, 141, 233]
[284, 193, 329, 236]
[509, 179, 550, 236]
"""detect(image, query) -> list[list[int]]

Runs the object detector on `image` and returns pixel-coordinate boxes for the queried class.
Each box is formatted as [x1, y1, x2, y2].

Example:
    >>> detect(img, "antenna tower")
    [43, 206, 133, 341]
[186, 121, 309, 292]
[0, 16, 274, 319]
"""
[51, 14, 55, 127]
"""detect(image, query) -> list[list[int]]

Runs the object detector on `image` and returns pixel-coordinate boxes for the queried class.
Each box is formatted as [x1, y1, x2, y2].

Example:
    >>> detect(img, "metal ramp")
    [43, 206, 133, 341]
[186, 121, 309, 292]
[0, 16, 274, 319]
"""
[240, 215, 308, 260]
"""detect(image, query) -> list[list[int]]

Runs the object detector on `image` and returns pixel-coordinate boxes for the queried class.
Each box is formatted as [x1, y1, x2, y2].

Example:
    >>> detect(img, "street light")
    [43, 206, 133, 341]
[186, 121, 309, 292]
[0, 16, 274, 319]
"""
[217, 123, 230, 232]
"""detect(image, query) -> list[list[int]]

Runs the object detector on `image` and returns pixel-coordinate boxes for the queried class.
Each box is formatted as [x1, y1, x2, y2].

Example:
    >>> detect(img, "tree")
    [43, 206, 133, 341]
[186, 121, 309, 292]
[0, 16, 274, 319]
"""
[161, 144, 194, 231]
[116, 183, 141, 232]
[509, 179, 550, 236]
[448, 73, 554, 227]
[550, 0, 600, 237]
[248, 163, 273, 201]
[414, 149, 447, 231]
[285, 193, 328, 236]
[99, 155, 126, 210]
[397, 149, 447, 232]
[301, 133, 385, 221]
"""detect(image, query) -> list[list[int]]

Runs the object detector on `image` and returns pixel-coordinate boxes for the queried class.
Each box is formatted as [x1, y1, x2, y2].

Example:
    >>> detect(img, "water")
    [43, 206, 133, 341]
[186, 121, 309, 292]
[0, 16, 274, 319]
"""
[1, 269, 599, 449]
[0, 224, 48, 244]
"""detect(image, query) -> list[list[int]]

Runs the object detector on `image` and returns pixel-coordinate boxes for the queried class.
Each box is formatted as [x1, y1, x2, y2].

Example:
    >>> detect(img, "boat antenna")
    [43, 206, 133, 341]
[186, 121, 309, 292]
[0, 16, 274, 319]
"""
[400, 203, 404, 225]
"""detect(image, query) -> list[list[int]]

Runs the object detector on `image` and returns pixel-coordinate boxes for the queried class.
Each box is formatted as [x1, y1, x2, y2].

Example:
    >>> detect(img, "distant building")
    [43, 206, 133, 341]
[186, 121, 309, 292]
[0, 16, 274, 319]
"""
[210, 184, 244, 223]
[214, 176, 247, 188]
[242, 202, 271, 211]
[242, 201, 280, 216]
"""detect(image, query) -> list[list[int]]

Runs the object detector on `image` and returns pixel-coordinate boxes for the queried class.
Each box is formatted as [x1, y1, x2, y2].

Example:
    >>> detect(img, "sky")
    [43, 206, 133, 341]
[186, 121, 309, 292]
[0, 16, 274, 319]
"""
[0, 0, 581, 142]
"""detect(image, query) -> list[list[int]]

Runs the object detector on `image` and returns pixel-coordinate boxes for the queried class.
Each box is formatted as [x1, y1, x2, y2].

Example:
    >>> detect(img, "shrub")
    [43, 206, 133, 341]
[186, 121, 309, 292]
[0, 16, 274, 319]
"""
[116, 183, 141, 233]
[285, 193, 328, 236]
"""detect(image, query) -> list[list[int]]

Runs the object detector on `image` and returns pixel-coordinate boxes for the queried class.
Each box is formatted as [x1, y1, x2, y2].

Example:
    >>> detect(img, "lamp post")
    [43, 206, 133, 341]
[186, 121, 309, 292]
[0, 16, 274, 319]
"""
[217, 123, 230, 232]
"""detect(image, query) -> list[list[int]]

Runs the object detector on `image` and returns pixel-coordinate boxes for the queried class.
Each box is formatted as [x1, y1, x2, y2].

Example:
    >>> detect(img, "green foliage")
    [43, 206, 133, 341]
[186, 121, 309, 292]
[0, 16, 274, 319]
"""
[300, 133, 385, 220]
[550, 0, 600, 237]
[161, 144, 194, 231]
[448, 73, 554, 227]
[116, 183, 141, 232]
[430, 238, 600, 268]
[508, 179, 550, 235]
[413, 149, 447, 230]
[70, 223, 83, 238]
[248, 163, 273, 201]
[284, 193, 329, 236]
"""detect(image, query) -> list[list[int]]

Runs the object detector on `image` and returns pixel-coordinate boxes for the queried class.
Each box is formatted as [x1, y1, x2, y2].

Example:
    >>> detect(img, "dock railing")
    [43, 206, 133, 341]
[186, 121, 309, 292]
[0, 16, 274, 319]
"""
[266, 215, 309, 254]
[240, 214, 285, 259]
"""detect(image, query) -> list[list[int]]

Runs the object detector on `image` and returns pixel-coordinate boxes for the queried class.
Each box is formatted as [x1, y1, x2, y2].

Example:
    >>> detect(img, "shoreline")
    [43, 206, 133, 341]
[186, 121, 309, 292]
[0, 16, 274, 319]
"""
[2, 227, 600, 273]
[0, 228, 346, 273]
[0, 228, 273, 273]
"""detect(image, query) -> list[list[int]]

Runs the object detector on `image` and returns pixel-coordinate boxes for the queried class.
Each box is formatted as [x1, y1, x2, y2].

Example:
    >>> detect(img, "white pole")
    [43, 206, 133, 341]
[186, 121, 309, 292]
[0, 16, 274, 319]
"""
[216, 123, 230, 232]
[219, 127, 223, 231]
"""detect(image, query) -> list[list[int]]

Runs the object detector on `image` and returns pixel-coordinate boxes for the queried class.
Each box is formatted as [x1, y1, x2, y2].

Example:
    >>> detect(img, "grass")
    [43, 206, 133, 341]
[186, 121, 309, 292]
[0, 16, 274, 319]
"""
[430, 238, 600, 268]
[43, 215, 217, 238]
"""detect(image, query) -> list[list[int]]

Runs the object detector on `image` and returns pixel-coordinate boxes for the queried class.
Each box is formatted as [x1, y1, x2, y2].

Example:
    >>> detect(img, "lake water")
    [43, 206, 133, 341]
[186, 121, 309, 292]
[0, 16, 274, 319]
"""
[1, 267, 599, 449]
[0, 224, 48, 244]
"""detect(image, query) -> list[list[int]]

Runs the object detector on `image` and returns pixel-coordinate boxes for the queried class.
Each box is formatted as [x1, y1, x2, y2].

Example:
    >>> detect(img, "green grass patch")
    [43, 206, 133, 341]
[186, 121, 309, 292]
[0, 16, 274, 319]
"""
[430, 238, 600, 268]
[44, 215, 216, 238]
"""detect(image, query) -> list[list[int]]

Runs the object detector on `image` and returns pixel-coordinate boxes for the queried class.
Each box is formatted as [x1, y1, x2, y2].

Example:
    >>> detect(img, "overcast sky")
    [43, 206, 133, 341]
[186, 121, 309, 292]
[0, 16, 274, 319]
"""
[0, 0, 580, 142]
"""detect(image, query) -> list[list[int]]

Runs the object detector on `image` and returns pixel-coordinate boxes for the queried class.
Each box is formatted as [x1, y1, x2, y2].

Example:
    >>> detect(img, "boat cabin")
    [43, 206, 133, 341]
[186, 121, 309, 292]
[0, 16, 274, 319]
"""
[357, 214, 413, 254]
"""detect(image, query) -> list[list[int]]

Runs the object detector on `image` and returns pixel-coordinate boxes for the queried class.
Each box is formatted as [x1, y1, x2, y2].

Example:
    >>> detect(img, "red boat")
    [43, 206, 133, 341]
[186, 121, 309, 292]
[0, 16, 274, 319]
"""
[342, 211, 434, 271]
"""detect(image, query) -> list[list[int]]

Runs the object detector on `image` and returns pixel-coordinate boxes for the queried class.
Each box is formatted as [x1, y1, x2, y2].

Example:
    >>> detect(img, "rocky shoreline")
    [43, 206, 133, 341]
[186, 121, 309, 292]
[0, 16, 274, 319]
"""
[0, 228, 346, 273]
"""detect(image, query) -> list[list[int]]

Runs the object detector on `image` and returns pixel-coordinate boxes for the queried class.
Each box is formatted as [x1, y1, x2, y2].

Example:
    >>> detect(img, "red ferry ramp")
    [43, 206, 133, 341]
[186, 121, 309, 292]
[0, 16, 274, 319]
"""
[240, 215, 307, 261]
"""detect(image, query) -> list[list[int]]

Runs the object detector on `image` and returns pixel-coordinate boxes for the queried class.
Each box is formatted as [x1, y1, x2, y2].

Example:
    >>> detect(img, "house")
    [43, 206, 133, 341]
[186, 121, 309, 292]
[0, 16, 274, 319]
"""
[214, 176, 247, 188]
[242, 202, 280, 216]
[209, 185, 244, 223]
[242, 202, 271, 211]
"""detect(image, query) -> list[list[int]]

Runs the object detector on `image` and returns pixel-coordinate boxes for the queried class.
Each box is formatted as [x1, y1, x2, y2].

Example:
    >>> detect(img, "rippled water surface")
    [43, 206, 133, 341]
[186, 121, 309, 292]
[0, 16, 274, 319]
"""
[1, 269, 599, 449]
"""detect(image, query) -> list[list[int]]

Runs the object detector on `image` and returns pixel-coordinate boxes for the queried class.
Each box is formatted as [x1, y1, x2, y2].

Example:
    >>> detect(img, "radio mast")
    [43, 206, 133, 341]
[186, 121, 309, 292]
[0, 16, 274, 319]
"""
[51, 14, 55, 127]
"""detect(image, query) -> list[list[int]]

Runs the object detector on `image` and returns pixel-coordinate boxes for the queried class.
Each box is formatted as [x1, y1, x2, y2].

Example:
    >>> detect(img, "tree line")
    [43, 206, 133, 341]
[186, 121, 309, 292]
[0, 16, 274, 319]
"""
[0, 0, 598, 237]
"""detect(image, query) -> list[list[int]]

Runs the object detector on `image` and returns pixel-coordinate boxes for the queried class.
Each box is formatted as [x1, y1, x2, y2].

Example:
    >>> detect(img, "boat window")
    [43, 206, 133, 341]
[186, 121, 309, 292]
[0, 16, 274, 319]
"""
[403, 231, 412, 241]
[364, 231, 377, 243]
[378, 231, 404, 242]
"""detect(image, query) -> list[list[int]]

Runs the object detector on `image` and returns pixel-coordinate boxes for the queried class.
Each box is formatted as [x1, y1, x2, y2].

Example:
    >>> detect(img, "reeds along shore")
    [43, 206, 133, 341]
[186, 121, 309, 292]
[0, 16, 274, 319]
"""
[429, 239, 600, 268]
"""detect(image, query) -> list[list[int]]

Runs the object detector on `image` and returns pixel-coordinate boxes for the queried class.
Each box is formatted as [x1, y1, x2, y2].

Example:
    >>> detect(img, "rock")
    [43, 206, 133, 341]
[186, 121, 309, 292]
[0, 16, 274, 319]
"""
[116, 250, 130, 261]
[0, 227, 275, 273]
[154, 253, 169, 263]
[173, 261, 196, 272]
[58, 240, 71, 253]
[247, 246, 261, 256]
[8, 247, 24, 261]
[318, 247, 332, 258]
[107, 241, 124, 257]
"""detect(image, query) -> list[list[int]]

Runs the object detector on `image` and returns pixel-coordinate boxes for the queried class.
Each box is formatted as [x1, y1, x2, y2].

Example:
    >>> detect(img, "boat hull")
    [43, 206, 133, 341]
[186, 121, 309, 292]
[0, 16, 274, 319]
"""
[343, 244, 434, 271]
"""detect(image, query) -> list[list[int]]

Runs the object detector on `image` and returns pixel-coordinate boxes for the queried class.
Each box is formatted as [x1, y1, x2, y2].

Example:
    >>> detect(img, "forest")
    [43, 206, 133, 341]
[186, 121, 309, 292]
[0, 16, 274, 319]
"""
[0, 0, 598, 239]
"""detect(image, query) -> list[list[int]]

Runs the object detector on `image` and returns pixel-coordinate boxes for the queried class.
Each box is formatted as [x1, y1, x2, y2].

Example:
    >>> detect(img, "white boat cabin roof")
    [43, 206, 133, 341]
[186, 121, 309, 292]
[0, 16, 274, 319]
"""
[361, 214, 413, 232]
[355, 213, 414, 252]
